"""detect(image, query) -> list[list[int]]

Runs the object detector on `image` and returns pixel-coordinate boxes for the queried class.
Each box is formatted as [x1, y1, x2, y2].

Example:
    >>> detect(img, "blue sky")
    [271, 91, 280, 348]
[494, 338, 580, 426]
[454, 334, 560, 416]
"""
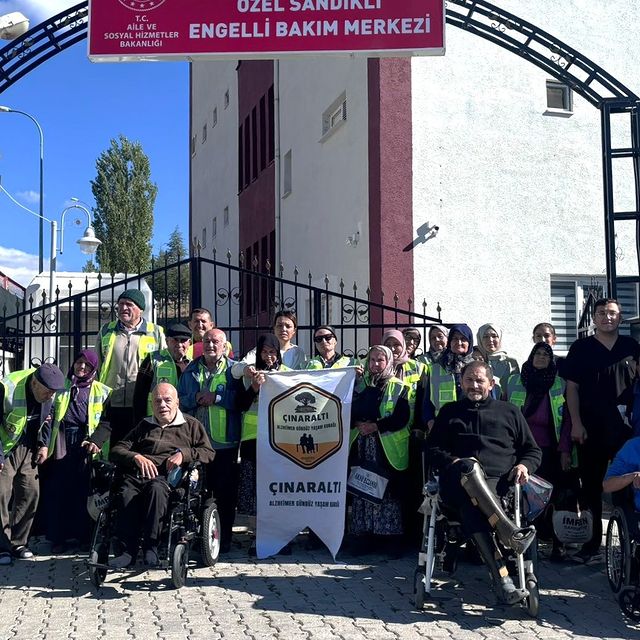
[0, 0, 189, 285]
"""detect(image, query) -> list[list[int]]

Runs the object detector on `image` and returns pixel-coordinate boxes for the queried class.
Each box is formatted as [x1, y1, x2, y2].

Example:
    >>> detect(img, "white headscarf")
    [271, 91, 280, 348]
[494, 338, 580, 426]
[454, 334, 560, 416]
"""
[366, 345, 395, 386]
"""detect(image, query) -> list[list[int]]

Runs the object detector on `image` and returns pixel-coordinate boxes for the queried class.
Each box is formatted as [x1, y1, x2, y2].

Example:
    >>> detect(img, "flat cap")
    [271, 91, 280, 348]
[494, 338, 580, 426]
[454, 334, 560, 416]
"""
[166, 323, 192, 339]
[34, 363, 66, 391]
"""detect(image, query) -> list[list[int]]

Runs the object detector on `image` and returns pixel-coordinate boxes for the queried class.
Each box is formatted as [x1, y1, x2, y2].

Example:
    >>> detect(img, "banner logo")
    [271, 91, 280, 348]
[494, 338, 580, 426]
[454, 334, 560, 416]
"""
[269, 382, 343, 470]
[117, 0, 167, 12]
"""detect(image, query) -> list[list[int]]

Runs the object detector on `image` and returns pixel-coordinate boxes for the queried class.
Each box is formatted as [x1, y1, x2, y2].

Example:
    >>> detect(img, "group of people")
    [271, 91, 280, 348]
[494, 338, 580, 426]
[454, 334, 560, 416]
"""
[1, 289, 639, 605]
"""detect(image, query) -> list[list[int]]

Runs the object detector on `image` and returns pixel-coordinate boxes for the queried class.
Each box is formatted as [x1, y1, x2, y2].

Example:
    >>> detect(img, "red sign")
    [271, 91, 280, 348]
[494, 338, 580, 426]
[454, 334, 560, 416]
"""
[88, 0, 445, 61]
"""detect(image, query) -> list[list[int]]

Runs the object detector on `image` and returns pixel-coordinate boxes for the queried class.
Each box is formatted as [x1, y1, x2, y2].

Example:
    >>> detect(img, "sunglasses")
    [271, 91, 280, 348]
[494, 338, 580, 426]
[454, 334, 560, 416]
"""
[314, 334, 335, 343]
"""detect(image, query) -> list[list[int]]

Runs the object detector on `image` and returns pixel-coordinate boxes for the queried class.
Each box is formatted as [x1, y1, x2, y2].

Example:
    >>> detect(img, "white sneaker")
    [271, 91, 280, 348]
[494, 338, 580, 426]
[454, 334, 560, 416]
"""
[108, 552, 133, 568]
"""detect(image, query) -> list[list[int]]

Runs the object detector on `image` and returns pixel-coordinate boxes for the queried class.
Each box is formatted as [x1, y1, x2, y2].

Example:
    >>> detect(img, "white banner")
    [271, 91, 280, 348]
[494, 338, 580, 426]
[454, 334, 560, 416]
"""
[256, 368, 356, 559]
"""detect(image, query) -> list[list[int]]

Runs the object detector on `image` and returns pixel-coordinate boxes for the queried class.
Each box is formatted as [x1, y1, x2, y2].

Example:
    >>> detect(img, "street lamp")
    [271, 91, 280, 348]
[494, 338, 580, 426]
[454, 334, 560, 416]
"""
[0, 12, 29, 40]
[49, 200, 102, 303]
[0, 105, 45, 273]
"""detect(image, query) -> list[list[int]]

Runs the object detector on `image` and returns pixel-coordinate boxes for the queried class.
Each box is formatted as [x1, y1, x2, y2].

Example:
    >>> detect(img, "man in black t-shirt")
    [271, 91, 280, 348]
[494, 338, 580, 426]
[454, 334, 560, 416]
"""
[564, 298, 640, 564]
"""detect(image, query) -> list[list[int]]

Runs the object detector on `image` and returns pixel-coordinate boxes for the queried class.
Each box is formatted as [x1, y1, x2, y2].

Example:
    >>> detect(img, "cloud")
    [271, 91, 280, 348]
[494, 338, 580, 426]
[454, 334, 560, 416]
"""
[16, 189, 40, 204]
[0, 245, 39, 286]
[0, 1, 78, 24]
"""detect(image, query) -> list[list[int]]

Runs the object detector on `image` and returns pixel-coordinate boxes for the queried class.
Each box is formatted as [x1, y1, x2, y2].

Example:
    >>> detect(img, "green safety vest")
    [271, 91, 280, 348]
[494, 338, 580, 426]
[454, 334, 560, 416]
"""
[350, 377, 410, 471]
[506, 374, 577, 466]
[306, 355, 354, 370]
[241, 365, 290, 442]
[401, 359, 426, 423]
[49, 380, 112, 457]
[146, 350, 179, 416]
[98, 320, 163, 385]
[198, 360, 230, 445]
[428, 363, 457, 415]
[0, 368, 35, 456]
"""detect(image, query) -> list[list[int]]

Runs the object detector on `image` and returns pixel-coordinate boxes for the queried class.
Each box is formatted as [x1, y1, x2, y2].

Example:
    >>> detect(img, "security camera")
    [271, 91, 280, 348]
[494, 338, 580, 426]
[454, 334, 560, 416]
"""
[433, 226, 439, 232]
[0, 12, 30, 40]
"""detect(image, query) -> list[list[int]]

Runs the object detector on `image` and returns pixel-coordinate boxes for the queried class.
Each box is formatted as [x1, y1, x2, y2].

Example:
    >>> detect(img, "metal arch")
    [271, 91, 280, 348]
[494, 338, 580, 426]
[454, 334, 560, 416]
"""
[0, 2, 88, 96]
[1, 0, 638, 106]
[445, 0, 638, 107]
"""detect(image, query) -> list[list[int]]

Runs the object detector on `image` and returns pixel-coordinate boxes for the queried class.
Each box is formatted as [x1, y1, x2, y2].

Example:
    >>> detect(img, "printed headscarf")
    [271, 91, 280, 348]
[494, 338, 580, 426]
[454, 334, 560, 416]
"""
[366, 345, 395, 387]
[255, 334, 283, 371]
[68, 349, 99, 389]
[520, 342, 557, 398]
[440, 323, 474, 375]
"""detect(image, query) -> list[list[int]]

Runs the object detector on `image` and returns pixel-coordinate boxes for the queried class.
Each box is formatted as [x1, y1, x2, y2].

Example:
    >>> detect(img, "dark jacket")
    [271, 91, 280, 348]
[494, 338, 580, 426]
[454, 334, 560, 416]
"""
[428, 396, 542, 480]
[110, 411, 215, 474]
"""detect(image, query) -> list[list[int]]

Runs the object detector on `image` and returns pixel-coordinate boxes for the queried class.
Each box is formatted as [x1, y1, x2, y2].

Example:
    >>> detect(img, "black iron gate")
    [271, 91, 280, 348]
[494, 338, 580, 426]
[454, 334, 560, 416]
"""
[0, 255, 443, 376]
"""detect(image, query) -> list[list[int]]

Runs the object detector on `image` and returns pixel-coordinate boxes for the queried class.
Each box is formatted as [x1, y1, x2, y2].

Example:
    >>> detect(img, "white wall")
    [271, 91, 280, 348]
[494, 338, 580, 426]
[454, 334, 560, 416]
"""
[190, 60, 240, 319]
[277, 57, 370, 301]
[411, 0, 640, 365]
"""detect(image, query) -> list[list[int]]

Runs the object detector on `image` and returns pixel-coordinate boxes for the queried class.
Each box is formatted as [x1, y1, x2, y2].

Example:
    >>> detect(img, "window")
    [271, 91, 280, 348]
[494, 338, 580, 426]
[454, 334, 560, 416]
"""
[283, 149, 292, 197]
[201, 226, 207, 249]
[212, 217, 217, 239]
[251, 106, 258, 180]
[259, 96, 267, 171]
[544, 81, 573, 116]
[267, 85, 275, 162]
[550, 276, 638, 352]
[212, 107, 218, 127]
[223, 206, 229, 227]
[202, 123, 207, 143]
[321, 91, 347, 140]
[224, 89, 230, 109]
[190, 134, 196, 157]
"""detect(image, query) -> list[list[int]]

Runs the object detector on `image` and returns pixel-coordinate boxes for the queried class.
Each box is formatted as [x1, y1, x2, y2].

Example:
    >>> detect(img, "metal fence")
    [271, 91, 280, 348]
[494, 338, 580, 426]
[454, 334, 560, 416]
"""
[0, 254, 445, 375]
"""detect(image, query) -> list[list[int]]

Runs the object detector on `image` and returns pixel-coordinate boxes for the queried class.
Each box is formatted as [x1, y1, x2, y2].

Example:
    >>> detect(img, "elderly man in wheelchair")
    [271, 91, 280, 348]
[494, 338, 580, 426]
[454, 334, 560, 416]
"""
[427, 361, 542, 606]
[603, 434, 640, 620]
[87, 383, 216, 586]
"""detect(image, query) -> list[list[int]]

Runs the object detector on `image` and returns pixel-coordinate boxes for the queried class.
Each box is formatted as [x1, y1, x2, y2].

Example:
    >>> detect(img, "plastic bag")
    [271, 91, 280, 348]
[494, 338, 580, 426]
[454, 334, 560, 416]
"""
[521, 474, 553, 521]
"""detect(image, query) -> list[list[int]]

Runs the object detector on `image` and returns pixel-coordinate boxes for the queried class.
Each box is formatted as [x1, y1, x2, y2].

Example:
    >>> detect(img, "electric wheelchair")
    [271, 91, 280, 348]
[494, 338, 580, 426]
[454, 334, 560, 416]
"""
[605, 490, 640, 621]
[414, 472, 540, 617]
[86, 459, 221, 589]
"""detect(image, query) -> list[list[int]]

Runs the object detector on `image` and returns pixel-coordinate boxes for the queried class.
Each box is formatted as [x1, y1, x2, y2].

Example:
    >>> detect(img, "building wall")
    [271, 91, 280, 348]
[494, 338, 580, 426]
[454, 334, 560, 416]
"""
[190, 60, 240, 319]
[411, 0, 640, 364]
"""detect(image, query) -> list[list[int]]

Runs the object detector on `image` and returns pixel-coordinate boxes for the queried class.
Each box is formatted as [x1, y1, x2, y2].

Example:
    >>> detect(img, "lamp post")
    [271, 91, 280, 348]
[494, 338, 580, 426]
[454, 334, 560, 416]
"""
[49, 200, 102, 303]
[0, 106, 45, 272]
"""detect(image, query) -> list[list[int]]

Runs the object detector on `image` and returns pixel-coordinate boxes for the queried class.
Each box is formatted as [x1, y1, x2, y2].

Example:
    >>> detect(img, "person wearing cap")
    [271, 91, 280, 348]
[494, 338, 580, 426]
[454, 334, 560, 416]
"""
[42, 350, 112, 554]
[95, 289, 166, 445]
[133, 322, 192, 424]
[0, 362, 65, 565]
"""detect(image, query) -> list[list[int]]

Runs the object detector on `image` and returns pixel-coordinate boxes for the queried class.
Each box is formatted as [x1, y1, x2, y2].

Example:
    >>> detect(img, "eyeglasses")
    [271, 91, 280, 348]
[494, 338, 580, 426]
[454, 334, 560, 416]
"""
[404, 335, 420, 343]
[314, 334, 335, 343]
[595, 310, 620, 318]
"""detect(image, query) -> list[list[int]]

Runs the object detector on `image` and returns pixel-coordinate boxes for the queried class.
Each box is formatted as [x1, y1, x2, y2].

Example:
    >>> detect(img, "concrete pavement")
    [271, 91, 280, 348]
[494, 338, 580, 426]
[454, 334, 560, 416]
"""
[0, 533, 638, 640]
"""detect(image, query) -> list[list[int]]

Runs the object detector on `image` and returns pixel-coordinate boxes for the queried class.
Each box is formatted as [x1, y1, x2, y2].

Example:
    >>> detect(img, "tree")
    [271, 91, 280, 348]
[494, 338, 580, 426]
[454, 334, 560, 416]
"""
[151, 227, 190, 320]
[91, 134, 157, 273]
[295, 392, 316, 407]
[82, 258, 97, 273]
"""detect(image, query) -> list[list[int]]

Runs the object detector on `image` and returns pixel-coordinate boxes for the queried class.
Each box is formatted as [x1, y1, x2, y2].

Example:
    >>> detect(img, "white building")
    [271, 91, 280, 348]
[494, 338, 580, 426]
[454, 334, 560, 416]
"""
[190, 0, 640, 364]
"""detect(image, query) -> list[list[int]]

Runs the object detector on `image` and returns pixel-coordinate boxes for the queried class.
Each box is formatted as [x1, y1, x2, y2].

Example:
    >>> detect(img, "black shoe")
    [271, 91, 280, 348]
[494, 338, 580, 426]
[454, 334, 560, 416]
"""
[572, 548, 603, 565]
[277, 542, 292, 556]
[220, 541, 232, 554]
[549, 547, 565, 563]
[496, 576, 527, 605]
[51, 543, 67, 555]
[12, 546, 33, 559]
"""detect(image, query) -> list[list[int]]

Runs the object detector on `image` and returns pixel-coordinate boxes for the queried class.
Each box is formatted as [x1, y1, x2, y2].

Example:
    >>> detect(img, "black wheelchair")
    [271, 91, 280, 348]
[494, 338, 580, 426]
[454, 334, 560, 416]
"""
[86, 460, 221, 589]
[414, 475, 540, 617]
[605, 491, 640, 621]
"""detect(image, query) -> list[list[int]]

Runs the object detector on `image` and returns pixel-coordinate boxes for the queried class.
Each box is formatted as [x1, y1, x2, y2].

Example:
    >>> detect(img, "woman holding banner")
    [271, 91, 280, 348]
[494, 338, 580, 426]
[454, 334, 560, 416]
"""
[347, 345, 411, 555]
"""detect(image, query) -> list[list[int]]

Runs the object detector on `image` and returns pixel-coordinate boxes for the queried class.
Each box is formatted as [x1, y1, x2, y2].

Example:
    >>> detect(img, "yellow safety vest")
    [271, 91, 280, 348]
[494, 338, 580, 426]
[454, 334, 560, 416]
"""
[428, 363, 457, 415]
[350, 377, 409, 471]
[240, 365, 290, 442]
[0, 368, 35, 456]
[306, 355, 354, 370]
[506, 374, 577, 466]
[146, 350, 179, 416]
[98, 320, 163, 385]
[49, 380, 112, 458]
[401, 359, 426, 423]
[198, 360, 230, 445]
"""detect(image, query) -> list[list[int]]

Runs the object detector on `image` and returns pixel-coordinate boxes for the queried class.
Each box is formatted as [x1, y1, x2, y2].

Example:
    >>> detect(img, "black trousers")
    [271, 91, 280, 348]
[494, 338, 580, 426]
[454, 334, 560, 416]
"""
[577, 440, 611, 554]
[206, 448, 239, 546]
[108, 407, 137, 447]
[115, 475, 171, 554]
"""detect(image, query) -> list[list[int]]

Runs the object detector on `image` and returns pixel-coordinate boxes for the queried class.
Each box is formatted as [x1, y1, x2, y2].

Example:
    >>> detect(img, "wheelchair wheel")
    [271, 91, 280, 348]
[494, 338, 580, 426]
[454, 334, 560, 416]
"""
[171, 542, 189, 589]
[524, 577, 539, 618]
[619, 585, 640, 622]
[201, 500, 221, 567]
[606, 508, 631, 595]
[88, 510, 110, 588]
